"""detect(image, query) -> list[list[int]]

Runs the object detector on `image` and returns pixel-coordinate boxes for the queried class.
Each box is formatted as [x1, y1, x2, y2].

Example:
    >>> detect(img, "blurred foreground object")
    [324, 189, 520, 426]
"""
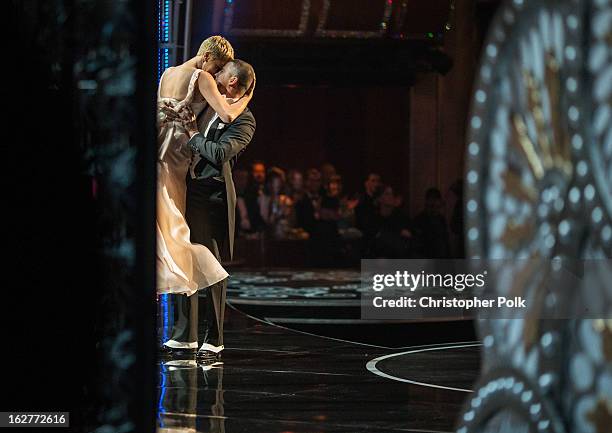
[458, 0, 612, 432]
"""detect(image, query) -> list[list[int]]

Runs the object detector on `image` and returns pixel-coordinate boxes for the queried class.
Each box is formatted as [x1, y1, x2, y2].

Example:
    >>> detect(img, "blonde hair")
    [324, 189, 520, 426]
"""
[197, 35, 234, 63]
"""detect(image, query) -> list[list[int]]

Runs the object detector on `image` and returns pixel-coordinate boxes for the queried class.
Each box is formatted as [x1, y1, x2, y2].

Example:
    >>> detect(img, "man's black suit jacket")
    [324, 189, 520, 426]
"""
[187, 108, 256, 258]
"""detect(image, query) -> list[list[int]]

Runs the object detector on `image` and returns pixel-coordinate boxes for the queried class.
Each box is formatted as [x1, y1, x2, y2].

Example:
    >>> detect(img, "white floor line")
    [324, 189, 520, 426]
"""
[227, 302, 480, 351]
[366, 343, 482, 393]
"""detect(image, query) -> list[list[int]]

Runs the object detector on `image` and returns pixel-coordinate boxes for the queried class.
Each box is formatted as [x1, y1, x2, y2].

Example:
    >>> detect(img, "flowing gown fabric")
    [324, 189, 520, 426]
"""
[156, 68, 229, 296]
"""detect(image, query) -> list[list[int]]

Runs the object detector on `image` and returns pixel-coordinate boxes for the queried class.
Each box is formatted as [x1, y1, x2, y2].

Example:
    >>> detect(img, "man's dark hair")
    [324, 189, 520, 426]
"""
[227, 59, 255, 93]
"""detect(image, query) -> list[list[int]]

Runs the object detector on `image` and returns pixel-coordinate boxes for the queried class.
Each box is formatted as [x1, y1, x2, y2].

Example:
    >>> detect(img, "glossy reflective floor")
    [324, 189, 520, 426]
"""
[157, 304, 481, 433]
[226, 269, 477, 347]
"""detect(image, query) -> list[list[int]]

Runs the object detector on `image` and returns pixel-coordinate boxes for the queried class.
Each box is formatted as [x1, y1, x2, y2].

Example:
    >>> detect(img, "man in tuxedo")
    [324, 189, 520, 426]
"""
[165, 59, 256, 360]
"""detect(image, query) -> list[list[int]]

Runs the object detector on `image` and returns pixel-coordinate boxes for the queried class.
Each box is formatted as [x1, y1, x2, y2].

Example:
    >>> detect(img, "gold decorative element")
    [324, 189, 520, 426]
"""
[545, 55, 573, 176]
[524, 71, 554, 170]
[510, 52, 574, 182]
[500, 219, 536, 250]
[592, 319, 612, 360]
[502, 171, 538, 203]
[521, 268, 549, 352]
[511, 113, 545, 180]
[586, 398, 612, 433]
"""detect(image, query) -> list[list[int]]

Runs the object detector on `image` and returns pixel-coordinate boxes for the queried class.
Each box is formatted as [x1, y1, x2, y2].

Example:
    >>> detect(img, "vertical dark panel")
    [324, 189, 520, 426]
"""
[3, 1, 96, 426]
[3, 1, 156, 432]
[73, 0, 157, 431]
[133, 0, 158, 430]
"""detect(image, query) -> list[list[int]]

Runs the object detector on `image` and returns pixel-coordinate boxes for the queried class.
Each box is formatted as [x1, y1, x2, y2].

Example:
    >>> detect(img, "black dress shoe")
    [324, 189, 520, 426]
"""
[196, 342, 224, 360]
[196, 350, 221, 361]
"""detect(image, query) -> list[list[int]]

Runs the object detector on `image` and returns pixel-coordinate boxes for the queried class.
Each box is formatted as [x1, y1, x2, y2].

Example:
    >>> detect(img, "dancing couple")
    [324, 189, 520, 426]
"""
[156, 36, 256, 360]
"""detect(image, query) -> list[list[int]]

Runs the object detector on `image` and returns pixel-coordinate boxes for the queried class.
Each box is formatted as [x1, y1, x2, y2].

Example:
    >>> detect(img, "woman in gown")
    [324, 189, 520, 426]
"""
[156, 36, 253, 297]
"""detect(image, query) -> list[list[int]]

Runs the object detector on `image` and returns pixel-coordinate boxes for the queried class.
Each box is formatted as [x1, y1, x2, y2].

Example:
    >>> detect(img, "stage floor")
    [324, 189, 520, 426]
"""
[226, 269, 477, 347]
[157, 305, 481, 433]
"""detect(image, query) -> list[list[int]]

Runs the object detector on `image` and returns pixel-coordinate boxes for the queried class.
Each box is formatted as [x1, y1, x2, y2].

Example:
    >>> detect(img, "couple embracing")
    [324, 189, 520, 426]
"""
[156, 36, 256, 360]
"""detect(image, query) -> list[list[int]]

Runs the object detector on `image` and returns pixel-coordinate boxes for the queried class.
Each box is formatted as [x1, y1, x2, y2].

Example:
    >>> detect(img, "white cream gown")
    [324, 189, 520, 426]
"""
[156, 68, 228, 296]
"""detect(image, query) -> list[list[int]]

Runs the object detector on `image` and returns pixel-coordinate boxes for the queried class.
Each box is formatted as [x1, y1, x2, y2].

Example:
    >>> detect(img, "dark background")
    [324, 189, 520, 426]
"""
[188, 0, 500, 213]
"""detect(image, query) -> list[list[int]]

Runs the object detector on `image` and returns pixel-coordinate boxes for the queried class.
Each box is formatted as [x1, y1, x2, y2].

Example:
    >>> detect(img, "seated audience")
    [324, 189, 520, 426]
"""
[234, 159, 457, 265]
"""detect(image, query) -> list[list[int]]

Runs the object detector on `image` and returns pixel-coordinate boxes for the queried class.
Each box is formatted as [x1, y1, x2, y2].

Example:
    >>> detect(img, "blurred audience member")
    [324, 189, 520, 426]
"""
[258, 167, 295, 239]
[372, 186, 413, 258]
[320, 162, 337, 191]
[325, 175, 360, 239]
[234, 168, 249, 196]
[320, 175, 342, 222]
[250, 161, 266, 189]
[233, 169, 253, 237]
[295, 169, 328, 265]
[295, 168, 322, 235]
[316, 174, 344, 265]
[244, 160, 267, 232]
[412, 187, 450, 258]
[286, 169, 305, 202]
[355, 173, 382, 255]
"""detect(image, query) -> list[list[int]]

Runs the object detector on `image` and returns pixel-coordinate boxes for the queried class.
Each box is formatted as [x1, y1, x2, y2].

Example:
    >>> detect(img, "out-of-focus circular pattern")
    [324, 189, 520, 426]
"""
[458, 1, 611, 433]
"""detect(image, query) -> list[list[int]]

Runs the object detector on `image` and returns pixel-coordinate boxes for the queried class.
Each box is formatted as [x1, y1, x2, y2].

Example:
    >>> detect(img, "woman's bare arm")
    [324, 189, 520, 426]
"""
[197, 71, 252, 123]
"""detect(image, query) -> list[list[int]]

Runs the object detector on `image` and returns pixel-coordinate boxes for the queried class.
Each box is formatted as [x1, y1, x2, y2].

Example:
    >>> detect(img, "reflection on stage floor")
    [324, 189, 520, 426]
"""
[157, 304, 480, 433]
